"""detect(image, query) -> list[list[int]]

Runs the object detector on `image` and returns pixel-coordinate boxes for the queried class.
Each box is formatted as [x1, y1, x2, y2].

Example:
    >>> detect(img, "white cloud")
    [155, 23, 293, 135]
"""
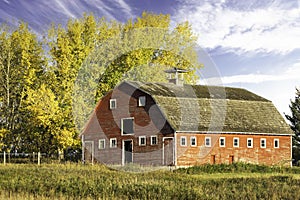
[197, 61, 300, 117]
[115, 0, 134, 18]
[173, 0, 300, 54]
[198, 61, 300, 85]
[53, 0, 99, 19]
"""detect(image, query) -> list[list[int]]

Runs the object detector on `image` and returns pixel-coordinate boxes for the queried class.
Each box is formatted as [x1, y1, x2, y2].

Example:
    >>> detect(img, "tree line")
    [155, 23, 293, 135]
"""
[1, 11, 298, 163]
[0, 12, 201, 155]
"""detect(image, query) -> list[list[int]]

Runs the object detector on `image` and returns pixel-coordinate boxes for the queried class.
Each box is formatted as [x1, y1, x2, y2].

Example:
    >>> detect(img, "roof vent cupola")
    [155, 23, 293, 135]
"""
[164, 67, 188, 86]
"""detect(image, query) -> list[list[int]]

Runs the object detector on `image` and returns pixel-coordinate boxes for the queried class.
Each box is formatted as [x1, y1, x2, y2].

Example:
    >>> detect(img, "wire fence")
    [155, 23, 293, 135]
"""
[0, 152, 82, 165]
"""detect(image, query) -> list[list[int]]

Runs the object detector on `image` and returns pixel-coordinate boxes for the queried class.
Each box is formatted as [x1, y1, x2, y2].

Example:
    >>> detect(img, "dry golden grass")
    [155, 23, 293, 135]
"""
[0, 163, 300, 199]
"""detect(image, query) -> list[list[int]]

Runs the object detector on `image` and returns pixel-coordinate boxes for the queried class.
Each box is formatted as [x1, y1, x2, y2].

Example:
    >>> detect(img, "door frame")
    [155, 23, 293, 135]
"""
[122, 139, 133, 165]
[83, 140, 94, 164]
[162, 137, 174, 165]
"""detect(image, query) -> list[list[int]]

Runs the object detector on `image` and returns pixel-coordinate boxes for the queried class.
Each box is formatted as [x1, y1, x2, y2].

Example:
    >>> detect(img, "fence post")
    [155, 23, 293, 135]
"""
[38, 152, 41, 165]
[3, 152, 6, 165]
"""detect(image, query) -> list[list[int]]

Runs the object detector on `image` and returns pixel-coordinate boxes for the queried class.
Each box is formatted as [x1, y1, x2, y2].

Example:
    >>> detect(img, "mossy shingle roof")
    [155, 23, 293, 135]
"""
[125, 81, 292, 135]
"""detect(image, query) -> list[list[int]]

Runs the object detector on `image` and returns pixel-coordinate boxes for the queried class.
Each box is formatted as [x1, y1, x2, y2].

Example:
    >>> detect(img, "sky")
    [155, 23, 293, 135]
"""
[0, 0, 299, 117]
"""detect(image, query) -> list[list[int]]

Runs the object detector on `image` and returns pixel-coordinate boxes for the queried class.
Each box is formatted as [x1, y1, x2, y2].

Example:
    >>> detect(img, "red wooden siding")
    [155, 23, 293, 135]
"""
[82, 84, 174, 165]
[176, 133, 291, 166]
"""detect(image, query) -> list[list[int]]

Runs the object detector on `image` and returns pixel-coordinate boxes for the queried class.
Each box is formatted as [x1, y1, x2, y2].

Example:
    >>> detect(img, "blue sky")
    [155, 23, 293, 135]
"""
[1, 0, 299, 116]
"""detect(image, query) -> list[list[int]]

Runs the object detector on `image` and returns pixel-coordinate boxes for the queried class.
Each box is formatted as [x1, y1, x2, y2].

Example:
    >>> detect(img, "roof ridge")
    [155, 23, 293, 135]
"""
[123, 80, 269, 102]
[152, 95, 272, 103]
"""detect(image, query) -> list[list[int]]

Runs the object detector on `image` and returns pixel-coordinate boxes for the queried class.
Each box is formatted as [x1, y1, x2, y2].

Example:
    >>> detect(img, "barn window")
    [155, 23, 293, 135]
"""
[233, 137, 239, 148]
[247, 138, 253, 148]
[219, 137, 226, 147]
[180, 136, 187, 146]
[110, 99, 117, 109]
[99, 139, 105, 149]
[110, 138, 117, 148]
[260, 138, 266, 148]
[138, 96, 146, 106]
[205, 137, 211, 147]
[121, 118, 134, 135]
[151, 136, 157, 145]
[139, 136, 146, 146]
[190, 136, 196, 147]
[274, 139, 279, 148]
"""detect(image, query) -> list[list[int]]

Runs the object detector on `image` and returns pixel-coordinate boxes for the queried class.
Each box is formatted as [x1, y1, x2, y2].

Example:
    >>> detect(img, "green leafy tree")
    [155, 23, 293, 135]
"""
[0, 12, 202, 154]
[286, 88, 300, 164]
[0, 23, 45, 152]
[48, 14, 97, 152]
[73, 12, 202, 131]
[21, 84, 61, 153]
[96, 12, 201, 99]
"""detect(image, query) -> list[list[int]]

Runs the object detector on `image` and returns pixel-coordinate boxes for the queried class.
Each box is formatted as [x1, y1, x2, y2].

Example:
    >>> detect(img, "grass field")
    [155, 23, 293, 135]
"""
[0, 163, 300, 199]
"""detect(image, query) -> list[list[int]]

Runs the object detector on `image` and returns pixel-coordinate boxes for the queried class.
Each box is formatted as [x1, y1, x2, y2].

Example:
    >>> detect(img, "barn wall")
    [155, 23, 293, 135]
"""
[82, 83, 174, 165]
[176, 133, 291, 166]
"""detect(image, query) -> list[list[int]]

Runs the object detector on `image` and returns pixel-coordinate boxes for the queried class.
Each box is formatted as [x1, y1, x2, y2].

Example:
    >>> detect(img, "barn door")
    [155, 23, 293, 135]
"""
[163, 137, 174, 166]
[123, 140, 133, 165]
[84, 141, 94, 164]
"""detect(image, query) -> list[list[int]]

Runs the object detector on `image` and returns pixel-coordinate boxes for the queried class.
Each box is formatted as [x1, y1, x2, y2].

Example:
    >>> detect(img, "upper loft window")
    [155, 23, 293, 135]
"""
[110, 99, 117, 109]
[121, 118, 134, 135]
[138, 96, 146, 107]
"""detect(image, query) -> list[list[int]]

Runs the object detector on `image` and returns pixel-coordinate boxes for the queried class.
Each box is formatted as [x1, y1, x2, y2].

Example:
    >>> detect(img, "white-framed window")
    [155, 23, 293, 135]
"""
[205, 137, 211, 147]
[180, 136, 187, 146]
[151, 135, 157, 145]
[233, 137, 239, 148]
[260, 138, 266, 148]
[247, 138, 253, 148]
[219, 137, 226, 147]
[110, 138, 117, 148]
[274, 139, 280, 148]
[138, 96, 146, 106]
[121, 118, 134, 135]
[99, 139, 105, 149]
[139, 136, 146, 146]
[190, 136, 197, 147]
[110, 99, 117, 109]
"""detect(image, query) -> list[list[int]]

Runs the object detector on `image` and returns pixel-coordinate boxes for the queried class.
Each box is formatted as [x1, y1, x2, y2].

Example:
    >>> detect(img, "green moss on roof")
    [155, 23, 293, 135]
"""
[154, 96, 292, 134]
[127, 81, 269, 101]
[123, 81, 292, 134]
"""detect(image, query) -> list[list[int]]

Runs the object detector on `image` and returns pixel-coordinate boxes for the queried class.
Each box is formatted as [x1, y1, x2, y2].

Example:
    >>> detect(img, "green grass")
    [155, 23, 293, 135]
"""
[0, 163, 300, 199]
[175, 162, 300, 174]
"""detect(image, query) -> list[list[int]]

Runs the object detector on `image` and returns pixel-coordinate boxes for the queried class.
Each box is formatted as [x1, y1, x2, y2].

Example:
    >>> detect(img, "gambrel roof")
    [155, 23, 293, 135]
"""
[124, 81, 292, 135]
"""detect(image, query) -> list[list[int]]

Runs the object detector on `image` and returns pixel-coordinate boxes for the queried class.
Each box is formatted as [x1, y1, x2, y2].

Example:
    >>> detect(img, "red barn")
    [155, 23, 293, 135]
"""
[81, 80, 292, 166]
